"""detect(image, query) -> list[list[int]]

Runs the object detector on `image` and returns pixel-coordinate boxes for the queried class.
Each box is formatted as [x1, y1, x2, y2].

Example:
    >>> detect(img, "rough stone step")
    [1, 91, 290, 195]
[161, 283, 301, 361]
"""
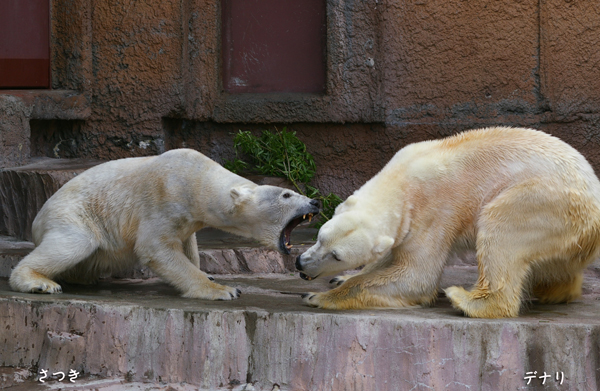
[0, 90, 91, 170]
[112, 227, 316, 279]
[0, 226, 317, 279]
[0, 236, 34, 279]
[2, 270, 600, 391]
[0, 157, 103, 241]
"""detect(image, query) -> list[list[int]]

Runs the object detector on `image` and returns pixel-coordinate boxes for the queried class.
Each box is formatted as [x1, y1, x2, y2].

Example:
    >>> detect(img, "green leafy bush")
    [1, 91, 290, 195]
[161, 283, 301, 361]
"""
[225, 128, 343, 228]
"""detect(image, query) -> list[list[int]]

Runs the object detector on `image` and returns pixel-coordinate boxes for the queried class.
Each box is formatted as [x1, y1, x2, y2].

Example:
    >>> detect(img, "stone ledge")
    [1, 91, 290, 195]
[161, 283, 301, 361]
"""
[0, 158, 104, 240]
[0, 91, 90, 169]
[0, 90, 90, 121]
[0, 236, 34, 280]
[2, 275, 600, 390]
[111, 245, 308, 279]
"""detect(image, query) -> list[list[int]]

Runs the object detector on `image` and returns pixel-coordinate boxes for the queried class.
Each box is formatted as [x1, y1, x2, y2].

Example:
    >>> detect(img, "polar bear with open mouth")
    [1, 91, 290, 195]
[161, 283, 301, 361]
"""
[296, 127, 600, 318]
[10, 148, 319, 300]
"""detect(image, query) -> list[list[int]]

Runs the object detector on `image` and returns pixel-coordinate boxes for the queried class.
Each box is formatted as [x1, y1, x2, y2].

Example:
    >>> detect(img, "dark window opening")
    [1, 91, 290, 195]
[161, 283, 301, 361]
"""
[221, 0, 326, 94]
[0, 0, 50, 88]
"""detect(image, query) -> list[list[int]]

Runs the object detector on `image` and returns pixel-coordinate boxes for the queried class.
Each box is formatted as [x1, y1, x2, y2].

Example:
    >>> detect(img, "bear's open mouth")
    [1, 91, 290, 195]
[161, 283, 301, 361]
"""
[279, 213, 314, 254]
[299, 272, 314, 281]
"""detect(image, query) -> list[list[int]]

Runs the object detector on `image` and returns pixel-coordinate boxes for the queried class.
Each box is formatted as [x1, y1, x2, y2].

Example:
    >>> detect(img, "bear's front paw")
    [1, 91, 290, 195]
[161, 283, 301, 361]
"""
[31, 281, 63, 294]
[217, 286, 241, 301]
[300, 291, 361, 309]
[301, 292, 321, 307]
[329, 275, 351, 286]
[183, 283, 241, 301]
[230, 288, 242, 299]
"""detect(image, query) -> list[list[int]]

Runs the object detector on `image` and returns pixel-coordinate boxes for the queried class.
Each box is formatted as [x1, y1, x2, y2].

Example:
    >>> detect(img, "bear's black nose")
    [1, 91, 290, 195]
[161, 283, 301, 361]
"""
[295, 255, 304, 271]
[310, 199, 320, 207]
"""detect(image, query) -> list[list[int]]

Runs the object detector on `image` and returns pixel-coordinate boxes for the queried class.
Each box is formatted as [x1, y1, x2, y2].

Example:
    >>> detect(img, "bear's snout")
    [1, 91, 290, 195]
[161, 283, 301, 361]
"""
[296, 255, 315, 280]
[295, 255, 304, 271]
[310, 199, 320, 208]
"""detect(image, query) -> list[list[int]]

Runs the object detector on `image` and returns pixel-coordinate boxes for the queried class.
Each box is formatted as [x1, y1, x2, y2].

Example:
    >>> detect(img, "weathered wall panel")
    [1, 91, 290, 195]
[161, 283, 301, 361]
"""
[540, 0, 600, 118]
[1, 0, 600, 197]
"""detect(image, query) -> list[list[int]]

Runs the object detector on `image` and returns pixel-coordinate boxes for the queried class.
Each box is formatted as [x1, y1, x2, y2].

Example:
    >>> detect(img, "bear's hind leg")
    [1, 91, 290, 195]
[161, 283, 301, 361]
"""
[444, 265, 529, 318]
[9, 230, 99, 294]
[10, 262, 63, 294]
[533, 271, 583, 304]
[446, 180, 574, 318]
[446, 234, 537, 317]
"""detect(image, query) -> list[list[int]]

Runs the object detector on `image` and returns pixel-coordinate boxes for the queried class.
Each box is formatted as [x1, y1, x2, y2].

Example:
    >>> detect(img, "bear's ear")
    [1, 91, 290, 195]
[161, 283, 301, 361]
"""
[345, 195, 358, 207]
[336, 195, 358, 214]
[374, 235, 395, 254]
[230, 186, 254, 206]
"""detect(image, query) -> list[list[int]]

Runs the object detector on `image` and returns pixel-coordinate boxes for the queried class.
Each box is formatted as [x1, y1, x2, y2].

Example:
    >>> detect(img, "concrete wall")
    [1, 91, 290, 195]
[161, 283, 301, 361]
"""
[4, 290, 600, 391]
[2, 0, 600, 197]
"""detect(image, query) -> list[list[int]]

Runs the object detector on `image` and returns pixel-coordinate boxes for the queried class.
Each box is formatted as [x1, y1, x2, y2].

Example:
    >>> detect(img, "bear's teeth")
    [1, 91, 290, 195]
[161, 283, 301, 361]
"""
[303, 214, 306, 219]
[308, 213, 313, 222]
[286, 243, 293, 249]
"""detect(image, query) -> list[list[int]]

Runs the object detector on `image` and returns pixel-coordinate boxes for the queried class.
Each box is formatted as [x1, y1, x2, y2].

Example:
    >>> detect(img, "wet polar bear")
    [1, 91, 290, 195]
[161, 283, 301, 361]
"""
[296, 127, 600, 318]
[10, 149, 319, 300]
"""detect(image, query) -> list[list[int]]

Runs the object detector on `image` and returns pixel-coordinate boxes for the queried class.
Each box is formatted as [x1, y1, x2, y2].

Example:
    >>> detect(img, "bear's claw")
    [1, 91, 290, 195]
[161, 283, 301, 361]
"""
[30, 282, 62, 294]
[302, 292, 319, 307]
[329, 276, 350, 286]
[226, 288, 242, 299]
[185, 283, 241, 300]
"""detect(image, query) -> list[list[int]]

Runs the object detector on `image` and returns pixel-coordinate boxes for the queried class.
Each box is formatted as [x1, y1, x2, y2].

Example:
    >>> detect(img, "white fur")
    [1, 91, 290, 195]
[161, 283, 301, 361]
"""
[10, 149, 318, 300]
[297, 127, 600, 317]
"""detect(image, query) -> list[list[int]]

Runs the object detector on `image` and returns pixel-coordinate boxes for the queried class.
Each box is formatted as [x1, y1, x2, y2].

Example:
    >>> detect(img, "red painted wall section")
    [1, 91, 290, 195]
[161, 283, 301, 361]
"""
[221, 0, 326, 93]
[0, 0, 50, 88]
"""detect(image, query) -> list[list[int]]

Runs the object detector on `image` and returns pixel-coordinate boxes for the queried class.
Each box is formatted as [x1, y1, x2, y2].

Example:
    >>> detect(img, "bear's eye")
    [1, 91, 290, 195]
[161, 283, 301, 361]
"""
[332, 251, 342, 262]
[283, 192, 292, 199]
